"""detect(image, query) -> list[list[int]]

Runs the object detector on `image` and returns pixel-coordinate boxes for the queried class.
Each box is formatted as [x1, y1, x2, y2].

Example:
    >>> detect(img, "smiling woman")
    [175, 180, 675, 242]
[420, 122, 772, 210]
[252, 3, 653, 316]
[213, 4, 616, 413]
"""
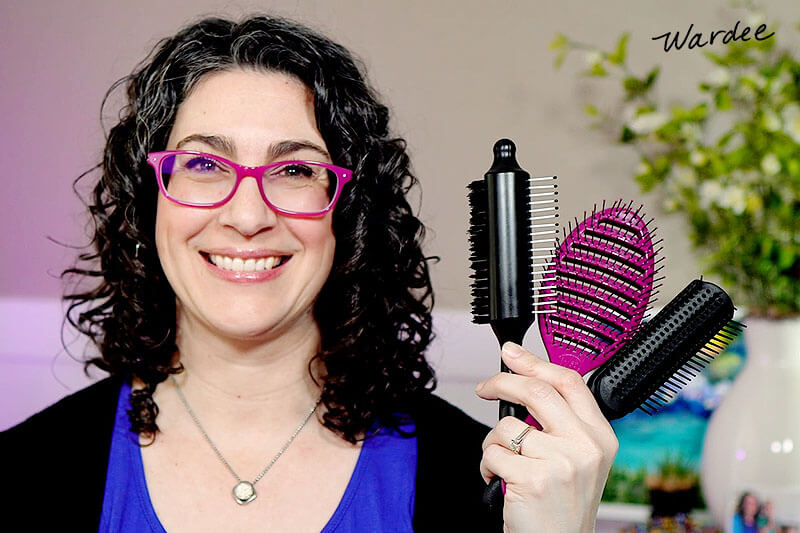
[0, 14, 617, 532]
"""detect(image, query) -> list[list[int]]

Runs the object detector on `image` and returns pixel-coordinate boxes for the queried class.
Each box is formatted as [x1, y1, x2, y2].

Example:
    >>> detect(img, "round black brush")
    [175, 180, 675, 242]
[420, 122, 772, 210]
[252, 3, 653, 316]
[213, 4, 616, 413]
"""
[467, 138, 559, 512]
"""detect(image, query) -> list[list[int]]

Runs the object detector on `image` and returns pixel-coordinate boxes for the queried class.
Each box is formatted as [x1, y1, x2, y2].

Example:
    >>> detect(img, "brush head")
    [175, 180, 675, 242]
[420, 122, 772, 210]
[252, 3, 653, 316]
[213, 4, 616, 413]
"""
[587, 279, 744, 420]
[538, 200, 662, 374]
[467, 139, 559, 329]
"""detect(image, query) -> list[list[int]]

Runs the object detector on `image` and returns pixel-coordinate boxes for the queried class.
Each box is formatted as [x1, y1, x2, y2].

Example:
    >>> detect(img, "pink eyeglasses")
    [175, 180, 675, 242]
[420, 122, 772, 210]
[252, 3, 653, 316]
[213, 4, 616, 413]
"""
[147, 151, 353, 217]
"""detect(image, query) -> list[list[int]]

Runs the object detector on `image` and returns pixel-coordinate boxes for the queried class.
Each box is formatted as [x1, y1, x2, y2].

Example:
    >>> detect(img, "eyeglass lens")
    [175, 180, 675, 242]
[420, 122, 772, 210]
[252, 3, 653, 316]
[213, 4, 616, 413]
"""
[160, 153, 337, 212]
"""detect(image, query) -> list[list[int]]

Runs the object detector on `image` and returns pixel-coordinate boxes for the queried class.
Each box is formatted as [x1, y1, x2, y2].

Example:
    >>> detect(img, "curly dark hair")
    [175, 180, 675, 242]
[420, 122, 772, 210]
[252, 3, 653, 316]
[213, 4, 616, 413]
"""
[65, 15, 436, 443]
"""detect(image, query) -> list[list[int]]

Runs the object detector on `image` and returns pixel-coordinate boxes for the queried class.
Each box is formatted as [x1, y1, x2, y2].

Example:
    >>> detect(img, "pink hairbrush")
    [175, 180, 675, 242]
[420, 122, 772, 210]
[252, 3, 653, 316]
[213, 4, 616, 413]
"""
[539, 200, 663, 376]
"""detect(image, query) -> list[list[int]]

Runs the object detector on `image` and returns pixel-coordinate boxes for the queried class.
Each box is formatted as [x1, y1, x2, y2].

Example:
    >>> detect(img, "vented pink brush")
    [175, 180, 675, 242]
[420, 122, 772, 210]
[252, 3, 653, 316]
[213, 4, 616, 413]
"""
[538, 200, 663, 375]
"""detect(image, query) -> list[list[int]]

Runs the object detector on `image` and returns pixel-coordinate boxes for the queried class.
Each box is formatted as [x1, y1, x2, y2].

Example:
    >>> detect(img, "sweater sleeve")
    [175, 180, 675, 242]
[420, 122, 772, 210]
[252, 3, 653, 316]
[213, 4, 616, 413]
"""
[413, 394, 503, 532]
[0, 377, 122, 530]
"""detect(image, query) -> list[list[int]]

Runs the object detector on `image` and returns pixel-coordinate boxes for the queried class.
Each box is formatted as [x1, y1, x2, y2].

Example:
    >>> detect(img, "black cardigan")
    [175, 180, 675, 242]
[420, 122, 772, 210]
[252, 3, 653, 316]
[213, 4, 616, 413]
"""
[0, 378, 502, 531]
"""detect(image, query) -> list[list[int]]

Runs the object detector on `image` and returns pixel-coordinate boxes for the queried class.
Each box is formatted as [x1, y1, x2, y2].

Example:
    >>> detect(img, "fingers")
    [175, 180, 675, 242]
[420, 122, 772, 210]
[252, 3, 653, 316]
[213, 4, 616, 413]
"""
[477, 372, 579, 434]
[482, 415, 551, 455]
[477, 342, 609, 429]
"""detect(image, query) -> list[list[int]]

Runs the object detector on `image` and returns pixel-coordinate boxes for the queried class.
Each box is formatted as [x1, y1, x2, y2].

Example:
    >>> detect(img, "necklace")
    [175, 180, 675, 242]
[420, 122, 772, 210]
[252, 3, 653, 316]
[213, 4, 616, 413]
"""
[171, 375, 320, 505]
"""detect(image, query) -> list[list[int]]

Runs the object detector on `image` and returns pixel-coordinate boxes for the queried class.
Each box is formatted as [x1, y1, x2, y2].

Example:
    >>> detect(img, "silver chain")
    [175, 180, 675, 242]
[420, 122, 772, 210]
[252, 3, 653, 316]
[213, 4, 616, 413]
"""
[171, 375, 320, 486]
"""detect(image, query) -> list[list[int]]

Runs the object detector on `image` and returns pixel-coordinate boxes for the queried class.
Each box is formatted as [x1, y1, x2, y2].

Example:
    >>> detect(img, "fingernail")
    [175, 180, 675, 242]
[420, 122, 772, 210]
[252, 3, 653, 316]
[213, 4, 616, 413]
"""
[502, 342, 524, 358]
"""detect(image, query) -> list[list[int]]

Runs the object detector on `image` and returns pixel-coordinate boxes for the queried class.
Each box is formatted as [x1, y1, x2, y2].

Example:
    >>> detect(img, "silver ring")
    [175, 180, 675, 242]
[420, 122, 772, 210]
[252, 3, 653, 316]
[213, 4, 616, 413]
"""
[510, 425, 534, 455]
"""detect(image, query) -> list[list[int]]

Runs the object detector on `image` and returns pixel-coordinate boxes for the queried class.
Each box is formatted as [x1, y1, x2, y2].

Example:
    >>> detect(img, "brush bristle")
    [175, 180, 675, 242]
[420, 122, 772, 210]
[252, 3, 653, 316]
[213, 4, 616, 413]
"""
[467, 175, 560, 324]
[467, 179, 490, 323]
[587, 279, 744, 420]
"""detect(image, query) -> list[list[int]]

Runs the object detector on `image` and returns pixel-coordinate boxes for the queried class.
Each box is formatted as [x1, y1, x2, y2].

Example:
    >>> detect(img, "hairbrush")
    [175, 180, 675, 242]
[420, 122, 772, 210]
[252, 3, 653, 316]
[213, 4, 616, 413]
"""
[468, 138, 559, 423]
[587, 278, 744, 420]
[538, 200, 663, 375]
[468, 138, 559, 512]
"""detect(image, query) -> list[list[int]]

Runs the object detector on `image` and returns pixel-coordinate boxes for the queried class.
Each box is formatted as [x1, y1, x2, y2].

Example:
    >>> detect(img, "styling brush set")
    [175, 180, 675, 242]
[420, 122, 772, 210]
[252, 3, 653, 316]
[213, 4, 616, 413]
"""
[467, 139, 744, 510]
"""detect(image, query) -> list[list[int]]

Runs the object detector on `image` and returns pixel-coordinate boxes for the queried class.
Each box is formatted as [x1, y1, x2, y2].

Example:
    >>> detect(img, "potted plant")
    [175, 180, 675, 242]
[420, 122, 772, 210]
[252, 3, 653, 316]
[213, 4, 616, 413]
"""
[551, 6, 800, 523]
[646, 455, 701, 518]
[549, 14, 799, 317]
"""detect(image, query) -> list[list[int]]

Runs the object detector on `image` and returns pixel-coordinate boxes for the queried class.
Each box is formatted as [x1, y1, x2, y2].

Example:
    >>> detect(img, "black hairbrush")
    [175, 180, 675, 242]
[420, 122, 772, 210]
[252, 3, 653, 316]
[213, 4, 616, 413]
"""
[468, 138, 559, 512]
[588, 278, 744, 420]
[468, 138, 559, 420]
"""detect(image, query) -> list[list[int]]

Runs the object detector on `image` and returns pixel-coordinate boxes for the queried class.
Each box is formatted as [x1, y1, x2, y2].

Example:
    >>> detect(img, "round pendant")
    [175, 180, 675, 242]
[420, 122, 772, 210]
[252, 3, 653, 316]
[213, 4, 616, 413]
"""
[233, 481, 257, 504]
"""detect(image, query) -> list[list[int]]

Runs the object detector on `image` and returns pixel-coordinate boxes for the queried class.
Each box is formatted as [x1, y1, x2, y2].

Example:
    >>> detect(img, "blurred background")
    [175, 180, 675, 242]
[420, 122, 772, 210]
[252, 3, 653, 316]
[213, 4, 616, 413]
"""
[2, 0, 798, 530]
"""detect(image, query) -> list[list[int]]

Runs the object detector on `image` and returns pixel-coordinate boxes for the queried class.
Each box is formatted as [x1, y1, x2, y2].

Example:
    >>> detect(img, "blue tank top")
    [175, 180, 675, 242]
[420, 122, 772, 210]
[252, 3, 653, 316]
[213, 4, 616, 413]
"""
[100, 382, 417, 532]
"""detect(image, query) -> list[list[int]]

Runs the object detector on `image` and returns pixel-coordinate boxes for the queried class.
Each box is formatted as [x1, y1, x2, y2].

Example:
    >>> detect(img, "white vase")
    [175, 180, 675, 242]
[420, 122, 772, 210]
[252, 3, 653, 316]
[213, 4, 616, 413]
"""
[700, 316, 800, 529]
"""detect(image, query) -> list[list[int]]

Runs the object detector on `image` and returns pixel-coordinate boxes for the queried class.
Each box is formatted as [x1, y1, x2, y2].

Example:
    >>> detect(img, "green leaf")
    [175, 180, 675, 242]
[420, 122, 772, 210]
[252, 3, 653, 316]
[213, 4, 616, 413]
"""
[704, 51, 729, 67]
[644, 67, 660, 89]
[777, 246, 796, 270]
[620, 126, 635, 143]
[715, 89, 732, 110]
[635, 171, 659, 192]
[587, 63, 608, 77]
[550, 32, 569, 51]
[584, 104, 599, 116]
[554, 49, 568, 69]
[608, 33, 630, 65]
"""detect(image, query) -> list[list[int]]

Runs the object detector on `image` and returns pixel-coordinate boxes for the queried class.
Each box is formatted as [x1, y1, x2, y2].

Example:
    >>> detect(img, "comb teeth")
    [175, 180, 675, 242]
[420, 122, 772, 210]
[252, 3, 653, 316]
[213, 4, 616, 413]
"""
[538, 200, 660, 374]
[529, 176, 559, 309]
[587, 279, 744, 420]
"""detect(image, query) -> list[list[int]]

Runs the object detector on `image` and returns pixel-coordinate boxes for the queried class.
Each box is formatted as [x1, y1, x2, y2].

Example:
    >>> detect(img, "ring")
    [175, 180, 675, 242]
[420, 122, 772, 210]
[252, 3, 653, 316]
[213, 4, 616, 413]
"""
[510, 425, 533, 455]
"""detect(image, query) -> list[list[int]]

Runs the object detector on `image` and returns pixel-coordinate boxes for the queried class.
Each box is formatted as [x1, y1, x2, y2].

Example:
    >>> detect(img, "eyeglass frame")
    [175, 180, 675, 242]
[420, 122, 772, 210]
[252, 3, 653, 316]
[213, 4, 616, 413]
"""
[146, 150, 353, 218]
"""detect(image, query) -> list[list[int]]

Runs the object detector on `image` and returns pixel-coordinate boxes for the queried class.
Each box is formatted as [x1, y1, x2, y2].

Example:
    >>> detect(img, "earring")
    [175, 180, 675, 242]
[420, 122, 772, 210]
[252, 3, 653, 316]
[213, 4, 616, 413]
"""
[135, 243, 141, 259]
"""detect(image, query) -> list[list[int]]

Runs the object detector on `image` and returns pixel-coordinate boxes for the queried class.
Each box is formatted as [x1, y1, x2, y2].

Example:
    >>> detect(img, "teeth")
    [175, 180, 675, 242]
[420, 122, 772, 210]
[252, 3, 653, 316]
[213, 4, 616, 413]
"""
[209, 254, 284, 273]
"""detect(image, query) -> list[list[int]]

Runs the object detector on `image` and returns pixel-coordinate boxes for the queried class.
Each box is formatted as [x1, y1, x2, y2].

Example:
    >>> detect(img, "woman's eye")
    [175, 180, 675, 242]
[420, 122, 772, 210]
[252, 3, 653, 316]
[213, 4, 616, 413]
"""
[279, 164, 315, 178]
[185, 157, 220, 172]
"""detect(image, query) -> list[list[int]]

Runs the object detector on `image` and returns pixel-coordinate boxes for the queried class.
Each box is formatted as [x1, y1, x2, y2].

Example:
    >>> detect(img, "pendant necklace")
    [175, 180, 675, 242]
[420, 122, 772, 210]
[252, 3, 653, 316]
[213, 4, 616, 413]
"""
[171, 375, 320, 505]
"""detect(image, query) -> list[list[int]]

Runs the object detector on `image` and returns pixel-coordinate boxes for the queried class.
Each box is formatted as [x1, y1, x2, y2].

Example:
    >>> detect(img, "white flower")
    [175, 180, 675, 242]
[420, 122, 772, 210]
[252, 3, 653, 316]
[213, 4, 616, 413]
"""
[690, 150, 707, 166]
[719, 185, 747, 214]
[741, 70, 767, 89]
[706, 68, 730, 87]
[746, 12, 766, 28]
[584, 50, 603, 67]
[761, 153, 781, 176]
[738, 83, 757, 100]
[663, 198, 678, 210]
[699, 180, 723, 209]
[680, 122, 702, 142]
[781, 104, 800, 144]
[770, 71, 792, 95]
[636, 161, 651, 175]
[629, 112, 668, 134]
[762, 109, 781, 132]
[673, 165, 697, 187]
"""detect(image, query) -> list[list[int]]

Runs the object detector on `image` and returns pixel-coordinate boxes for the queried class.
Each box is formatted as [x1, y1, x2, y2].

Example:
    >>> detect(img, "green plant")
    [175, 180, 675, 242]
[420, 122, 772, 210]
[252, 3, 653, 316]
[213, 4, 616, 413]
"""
[551, 12, 800, 317]
[646, 454, 699, 492]
[602, 465, 649, 503]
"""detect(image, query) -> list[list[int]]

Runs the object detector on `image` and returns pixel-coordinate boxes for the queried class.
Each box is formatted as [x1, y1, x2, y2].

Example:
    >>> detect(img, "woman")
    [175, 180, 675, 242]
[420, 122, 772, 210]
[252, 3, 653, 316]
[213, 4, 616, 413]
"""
[0, 15, 616, 531]
[733, 492, 762, 533]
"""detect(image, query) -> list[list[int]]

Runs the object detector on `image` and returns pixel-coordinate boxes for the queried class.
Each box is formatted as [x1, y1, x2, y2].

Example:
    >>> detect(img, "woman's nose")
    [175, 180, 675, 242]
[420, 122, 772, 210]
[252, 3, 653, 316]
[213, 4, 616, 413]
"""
[216, 176, 278, 236]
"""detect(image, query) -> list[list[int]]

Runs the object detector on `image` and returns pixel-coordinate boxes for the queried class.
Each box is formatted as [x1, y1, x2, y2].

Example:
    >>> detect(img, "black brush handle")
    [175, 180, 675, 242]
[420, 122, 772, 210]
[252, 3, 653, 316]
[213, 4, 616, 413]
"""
[483, 140, 535, 514]
[486, 140, 534, 422]
[587, 279, 736, 420]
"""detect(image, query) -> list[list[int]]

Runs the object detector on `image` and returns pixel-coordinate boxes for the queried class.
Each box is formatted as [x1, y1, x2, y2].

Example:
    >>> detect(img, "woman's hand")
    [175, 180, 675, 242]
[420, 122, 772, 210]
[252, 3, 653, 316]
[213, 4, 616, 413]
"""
[476, 342, 618, 532]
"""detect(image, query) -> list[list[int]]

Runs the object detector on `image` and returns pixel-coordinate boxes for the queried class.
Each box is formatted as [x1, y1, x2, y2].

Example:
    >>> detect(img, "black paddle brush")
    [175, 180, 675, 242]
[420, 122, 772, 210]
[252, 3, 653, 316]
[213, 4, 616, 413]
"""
[587, 278, 745, 420]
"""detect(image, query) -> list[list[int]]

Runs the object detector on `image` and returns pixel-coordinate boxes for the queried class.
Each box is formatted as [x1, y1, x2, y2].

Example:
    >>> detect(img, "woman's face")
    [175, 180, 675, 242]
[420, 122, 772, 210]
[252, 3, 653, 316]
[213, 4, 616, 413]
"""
[742, 493, 759, 517]
[155, 68, 336, 344]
